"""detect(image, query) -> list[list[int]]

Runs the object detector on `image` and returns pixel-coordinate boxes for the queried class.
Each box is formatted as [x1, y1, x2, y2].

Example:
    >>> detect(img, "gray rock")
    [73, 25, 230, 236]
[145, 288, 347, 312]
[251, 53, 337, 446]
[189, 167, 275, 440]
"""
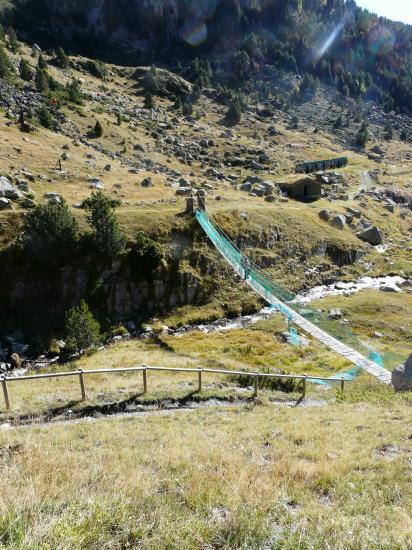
[380, 284, 402, 293]
[44, 192, 62, 204]
[384, 204, 395, 213]
[179, 177, 190, 187]
[392, 354, 412, 391]
[328, 308, 343, 320]
[356, 226, 383, 246]
[331, 214, 346, 230]
[346, 207, 361, 218]
[240, 182, 253, 192]
[0, 176, 21, 200]
[0, 197, 12, 210]
[319, 209, 331, 221]
[176, 187, 192, 196]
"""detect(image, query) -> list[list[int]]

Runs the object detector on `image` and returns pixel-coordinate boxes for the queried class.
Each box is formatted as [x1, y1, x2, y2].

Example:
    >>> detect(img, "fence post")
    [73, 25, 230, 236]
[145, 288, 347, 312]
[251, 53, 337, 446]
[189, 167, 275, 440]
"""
[302, 375, 307, 401]
[78, 369, 86, 401]
[253, 374, 258, 398]
[1, 377, 10, 411]
[340, 377, 345, 393]
[143, 367, 148, 395]
[198, 367, 202, 393]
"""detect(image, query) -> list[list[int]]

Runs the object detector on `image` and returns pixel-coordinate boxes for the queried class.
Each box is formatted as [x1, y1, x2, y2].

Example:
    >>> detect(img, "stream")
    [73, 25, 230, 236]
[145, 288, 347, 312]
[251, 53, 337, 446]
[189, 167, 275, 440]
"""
[177, 275, 406, 335]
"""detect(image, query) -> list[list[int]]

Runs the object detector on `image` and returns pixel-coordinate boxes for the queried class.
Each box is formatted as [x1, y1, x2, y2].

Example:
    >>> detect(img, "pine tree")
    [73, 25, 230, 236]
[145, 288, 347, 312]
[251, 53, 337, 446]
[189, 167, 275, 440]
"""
[38, 105, 53, 129]
[400, 129, 408, 142]
[144, 91, 154, 109]
[38, 54, 47, 70]
[7, 26, 18, 53]
[35, 67, 49, 93]
[65, 300, 101, 354]
[0, 44, 11, 78]
[173, 95, 182, 112]
[182, 101, 193, 117]
[0, 24, 5, 42]
[356, 121, 369, 147]
[82, 192, 125, 256]
[56, 47, 69, 69]
[93, 120, 103, 137]
[384, 122, 393, 140]
[19, 58, 33, 81]
[226, 100, 242, 125]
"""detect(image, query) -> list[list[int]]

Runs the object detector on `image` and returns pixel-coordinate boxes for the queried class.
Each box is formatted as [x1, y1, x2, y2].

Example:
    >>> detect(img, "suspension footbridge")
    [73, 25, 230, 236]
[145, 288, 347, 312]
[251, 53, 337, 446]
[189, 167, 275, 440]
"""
[196, 209, 392, 384]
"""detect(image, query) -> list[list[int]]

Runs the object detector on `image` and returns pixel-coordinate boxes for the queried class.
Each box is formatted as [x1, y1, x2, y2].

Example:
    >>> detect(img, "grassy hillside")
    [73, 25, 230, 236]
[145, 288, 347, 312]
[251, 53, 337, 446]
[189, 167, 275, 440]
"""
[2, 389, 412, 548]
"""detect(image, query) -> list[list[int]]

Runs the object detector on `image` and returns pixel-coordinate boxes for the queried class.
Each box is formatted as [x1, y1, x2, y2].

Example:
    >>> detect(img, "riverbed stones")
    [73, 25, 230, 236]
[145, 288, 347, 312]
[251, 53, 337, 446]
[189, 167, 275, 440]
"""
[392, 354, 412, 391]
[356, 226, 383, 246]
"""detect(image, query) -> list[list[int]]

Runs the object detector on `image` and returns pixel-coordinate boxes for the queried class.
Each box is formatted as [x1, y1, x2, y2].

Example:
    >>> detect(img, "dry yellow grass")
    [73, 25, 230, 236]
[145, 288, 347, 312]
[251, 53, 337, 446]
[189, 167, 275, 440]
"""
[1, 392, 412, 548]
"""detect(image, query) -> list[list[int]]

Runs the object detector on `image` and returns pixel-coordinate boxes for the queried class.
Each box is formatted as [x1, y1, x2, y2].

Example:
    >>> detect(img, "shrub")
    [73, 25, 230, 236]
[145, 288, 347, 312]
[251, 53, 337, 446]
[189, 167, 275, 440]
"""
[82, 192, 125, 257]
[21, 199, 79, 261]
[64, 300, 101, 354]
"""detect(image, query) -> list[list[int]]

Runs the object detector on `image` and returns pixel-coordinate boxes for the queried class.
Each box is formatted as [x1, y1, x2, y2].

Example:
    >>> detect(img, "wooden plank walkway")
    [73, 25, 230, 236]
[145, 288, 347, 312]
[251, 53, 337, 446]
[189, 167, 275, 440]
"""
[197, 211, 392, 385]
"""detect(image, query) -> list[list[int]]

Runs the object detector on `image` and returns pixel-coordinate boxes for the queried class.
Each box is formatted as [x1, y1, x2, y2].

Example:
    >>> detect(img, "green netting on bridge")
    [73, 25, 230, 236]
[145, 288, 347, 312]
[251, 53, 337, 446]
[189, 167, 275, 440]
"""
[196, 209, 395, 369]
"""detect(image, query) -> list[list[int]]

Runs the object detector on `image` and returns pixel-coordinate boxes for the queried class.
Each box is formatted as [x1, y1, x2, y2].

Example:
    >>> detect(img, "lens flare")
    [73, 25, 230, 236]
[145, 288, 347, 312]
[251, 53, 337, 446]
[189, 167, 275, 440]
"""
[181, 20, 208, 47]
[368, 27, 395, 56]
[315, 22, 345, 61]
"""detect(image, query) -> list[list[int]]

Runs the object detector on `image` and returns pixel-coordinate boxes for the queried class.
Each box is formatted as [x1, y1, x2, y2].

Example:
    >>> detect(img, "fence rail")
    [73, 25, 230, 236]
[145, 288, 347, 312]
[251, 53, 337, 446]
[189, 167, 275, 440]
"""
[1, 366, 348, 412]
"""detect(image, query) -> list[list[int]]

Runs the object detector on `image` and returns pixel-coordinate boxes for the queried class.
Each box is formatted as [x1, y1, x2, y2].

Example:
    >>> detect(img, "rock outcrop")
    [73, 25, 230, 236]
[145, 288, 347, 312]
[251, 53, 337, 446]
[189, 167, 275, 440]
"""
[392, 354, 412, 391]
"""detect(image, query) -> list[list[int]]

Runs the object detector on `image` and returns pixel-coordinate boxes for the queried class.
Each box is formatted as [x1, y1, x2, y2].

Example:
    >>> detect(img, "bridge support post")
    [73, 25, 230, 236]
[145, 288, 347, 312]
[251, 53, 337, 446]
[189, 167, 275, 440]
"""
[2, 377, 10, 411]
[340, 378, 345, 393]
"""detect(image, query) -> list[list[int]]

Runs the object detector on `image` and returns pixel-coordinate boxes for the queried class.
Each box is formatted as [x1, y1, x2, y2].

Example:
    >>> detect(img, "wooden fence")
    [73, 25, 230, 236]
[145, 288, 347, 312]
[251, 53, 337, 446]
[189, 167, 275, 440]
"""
[1, 366, 348, 412]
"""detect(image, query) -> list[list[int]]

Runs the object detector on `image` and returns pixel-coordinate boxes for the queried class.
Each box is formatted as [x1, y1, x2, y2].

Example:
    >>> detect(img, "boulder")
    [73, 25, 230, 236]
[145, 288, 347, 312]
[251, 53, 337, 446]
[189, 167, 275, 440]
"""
[0, 176, 21, 200]
[392, 354, 412, 391]
[328, 308, 343, 320]
[346, 207, 361, 219]
[356, 226, 382, 246]
[319, 209, 331, 222]
[44, 192, 63, 204]
[0, 197, 12, 210]
[331, 214, 346, 230]
[380, 284, 402, 293]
